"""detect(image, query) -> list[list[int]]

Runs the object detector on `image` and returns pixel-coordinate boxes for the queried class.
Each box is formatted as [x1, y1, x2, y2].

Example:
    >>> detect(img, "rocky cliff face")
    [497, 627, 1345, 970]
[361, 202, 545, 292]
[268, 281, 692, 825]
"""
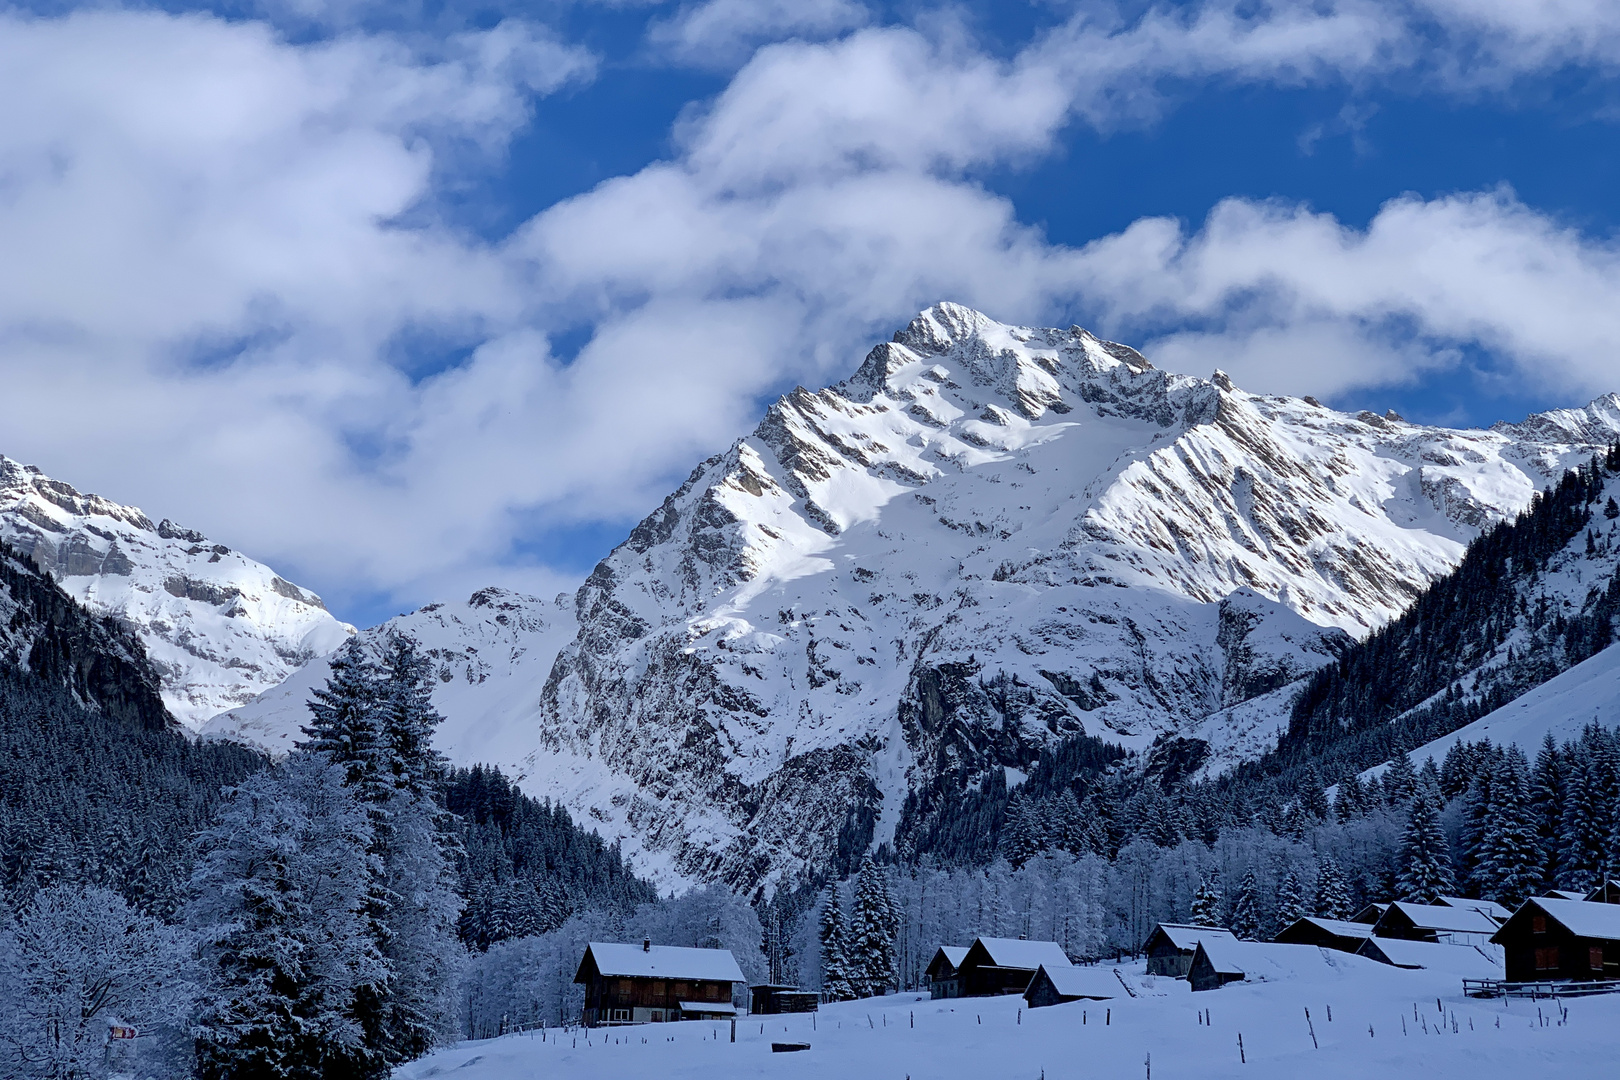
[527, 304, 1620, 891]
[0, 456, 353, 729]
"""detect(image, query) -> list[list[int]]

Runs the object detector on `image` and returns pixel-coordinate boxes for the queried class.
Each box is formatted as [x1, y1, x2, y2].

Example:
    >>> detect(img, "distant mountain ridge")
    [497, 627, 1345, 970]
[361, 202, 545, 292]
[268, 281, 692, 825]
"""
[0, 455, 353, 728]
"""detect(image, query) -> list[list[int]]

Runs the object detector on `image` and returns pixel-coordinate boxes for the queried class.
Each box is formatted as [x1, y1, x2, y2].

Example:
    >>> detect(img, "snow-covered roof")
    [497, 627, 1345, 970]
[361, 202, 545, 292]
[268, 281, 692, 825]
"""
[1288, 917, 1373, 939]
[1034, 964, 1120, 1000]
[970, 937, 1072, 971]
[1437, 896, 1511, 922]
[1531, 899, 1620, 940]
[1382, 902, 1500, 935]
[935, 946, 969, 969]
[579, 943, 745, 983]
[679, 1001, 736, 1015]
[1357, 938, 1502, 977]
[1196, 939, 1330, 980]
[1149, 923, 1237, 951]
[1545, 890, 1587, 901]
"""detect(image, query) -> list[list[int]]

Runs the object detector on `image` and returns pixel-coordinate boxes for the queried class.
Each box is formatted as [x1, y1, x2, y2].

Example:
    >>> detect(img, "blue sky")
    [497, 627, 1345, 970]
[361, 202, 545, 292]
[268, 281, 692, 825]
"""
[2, 1, 1619, 627]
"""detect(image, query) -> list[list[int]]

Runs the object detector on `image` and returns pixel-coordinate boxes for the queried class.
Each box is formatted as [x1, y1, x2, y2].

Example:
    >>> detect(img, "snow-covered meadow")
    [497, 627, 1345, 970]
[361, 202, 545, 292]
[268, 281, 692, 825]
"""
[398, 957, 1618, 1080]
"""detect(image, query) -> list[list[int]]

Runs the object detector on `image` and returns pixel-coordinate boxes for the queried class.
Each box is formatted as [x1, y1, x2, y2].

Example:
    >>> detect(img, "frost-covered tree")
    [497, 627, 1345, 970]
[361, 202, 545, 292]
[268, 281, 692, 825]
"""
[1229, 870, 1262, 940]
[189, 754, 385, 1080]
[1396, 789, 1455, 902]
[1334, 773, 1366, 821]
[1477, 750, 1542, 908]
[1274, 869, 1307, 934]
[1190, 876, 1223, 927]
[1382, 753, 1417, 807]
[998, 796, 1042, 868]
[1530, 734, 1565, 885]
[0, 885, 194, 1080]
[849, 856, 899, 997]
[1312, 856, 1351, 920]
[818, 888, 856, 1002]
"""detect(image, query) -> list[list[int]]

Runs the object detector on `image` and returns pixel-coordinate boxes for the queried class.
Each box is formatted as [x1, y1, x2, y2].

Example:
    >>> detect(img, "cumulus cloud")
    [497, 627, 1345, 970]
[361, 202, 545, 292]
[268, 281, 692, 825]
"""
[5, 3, 1620, 626]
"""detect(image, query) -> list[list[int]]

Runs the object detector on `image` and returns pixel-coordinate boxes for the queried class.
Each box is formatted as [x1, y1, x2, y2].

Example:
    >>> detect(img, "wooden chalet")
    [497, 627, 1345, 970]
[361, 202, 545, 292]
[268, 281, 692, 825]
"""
[1142, 923, 1236, 977]
[925, 946, 970, 999]
[1187, 939, 1328, 992]
[1371, 901, 1500, 946]
[1274, 916, 1373, 953]
[1354, 937, 1501, 978]
[749, 984, 818, 1014]
[1491, 898, 1620, 983]
[575, 941, 745, 1026]
[953, 937, 1072, 997]
[1586, 880, 1620, 905]
[1023, 964, 1119, 1009]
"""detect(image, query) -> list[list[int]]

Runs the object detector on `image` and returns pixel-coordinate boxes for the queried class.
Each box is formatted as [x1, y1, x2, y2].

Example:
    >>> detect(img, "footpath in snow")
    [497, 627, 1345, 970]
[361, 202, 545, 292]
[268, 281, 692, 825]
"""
[398, 957, 1618, 1080]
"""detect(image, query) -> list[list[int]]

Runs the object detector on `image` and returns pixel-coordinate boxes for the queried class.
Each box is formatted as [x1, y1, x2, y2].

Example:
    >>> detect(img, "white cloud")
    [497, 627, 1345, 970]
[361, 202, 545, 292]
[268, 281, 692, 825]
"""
[5, 4, 1620, 626]
[647, 0, 870, 68]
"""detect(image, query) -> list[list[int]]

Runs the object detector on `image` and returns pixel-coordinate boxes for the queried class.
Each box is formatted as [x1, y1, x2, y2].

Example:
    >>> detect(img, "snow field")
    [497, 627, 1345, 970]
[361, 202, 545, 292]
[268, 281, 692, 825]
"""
[397, 960, 1620, 1080]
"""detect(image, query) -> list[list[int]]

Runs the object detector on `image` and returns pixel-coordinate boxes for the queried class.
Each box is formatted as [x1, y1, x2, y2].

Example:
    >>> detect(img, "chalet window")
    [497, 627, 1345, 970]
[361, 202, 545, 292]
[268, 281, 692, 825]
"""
[706, 983, 722, 1000]
[1591, 946, 1605, 972]
[1532, 915, 1547, 933]
[610, 1009, 630, 1022]
[617, 979, 633, 995]
[1535, 946, 1559, 971]
[673, 981, 690, 998]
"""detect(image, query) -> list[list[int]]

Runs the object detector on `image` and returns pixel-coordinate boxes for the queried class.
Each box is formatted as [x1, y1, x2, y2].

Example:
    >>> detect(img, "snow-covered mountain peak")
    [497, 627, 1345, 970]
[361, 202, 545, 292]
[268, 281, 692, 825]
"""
[0, 453, 353, 729]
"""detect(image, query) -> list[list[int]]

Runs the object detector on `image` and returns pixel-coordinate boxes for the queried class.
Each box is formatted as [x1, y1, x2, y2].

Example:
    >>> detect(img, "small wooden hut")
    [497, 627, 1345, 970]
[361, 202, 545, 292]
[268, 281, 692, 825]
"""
[1273, 916, 1372, 953]
[1023, 964, 1119, 1009]
[1371, 902, 1499, 946]
[1142, 923, 1236, 977]
[749, 984, 818, 1014]
[953, 937, 1071, 997]
[925, 946, 970, 999]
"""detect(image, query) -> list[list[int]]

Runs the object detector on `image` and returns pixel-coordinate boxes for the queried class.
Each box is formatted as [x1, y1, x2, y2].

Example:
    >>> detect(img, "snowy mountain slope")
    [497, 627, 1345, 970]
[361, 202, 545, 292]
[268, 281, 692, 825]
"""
[204, 587, 577, 777]
[0, 454, 353, 729]
[524, 303, 1620, 890]
[1406, 642, 1620, 770]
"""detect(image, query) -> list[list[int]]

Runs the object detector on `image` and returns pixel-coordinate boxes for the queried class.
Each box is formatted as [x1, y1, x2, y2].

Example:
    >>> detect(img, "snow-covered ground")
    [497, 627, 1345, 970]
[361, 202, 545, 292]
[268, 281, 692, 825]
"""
[1407, 642, 1620, 769]
[398, 960, 1617, 1080]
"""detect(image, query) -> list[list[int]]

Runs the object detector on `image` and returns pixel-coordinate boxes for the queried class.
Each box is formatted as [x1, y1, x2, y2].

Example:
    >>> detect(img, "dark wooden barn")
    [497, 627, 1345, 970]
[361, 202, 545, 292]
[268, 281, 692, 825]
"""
[750, 984, 818, 1014]
[1491, 898, 1620, 983]
[1274, 916, 1373, 954]
[574, 941, 745, 1026]
[953, 937, 1072, 997]
[1023, 964, 1119, 1009]
[1142, 923, 1236, 977]
[1371, 902, 1500, 946]
[1349, 903, 1388, 924]
[1586, 880, 1620, 905]
[925, 946, 969, 999]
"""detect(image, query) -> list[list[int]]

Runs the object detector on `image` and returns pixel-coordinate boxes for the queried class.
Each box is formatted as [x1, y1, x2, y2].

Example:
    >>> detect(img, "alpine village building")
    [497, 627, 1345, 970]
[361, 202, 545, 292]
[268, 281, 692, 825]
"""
[1142, 924, 1237, 977]
[575, 941, 745, 1026]
[1491, 898, 1620, 983]
[925, 946, 970, 999]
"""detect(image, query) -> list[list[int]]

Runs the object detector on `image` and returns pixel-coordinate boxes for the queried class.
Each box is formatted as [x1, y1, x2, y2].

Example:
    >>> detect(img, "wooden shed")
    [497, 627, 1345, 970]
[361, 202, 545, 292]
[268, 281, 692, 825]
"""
[1586, 880, 1620, 905]
[749, 984, 818, 1014]
[1349, 903, 1388, 924]
[953, 937, 1072, 997]
[925, 946, 970, 999]
[1355, 937, 1502, 978]
[1436, 896, 1511, 924]
[1371, 902, 1500, 946]
[1491, 898, 1620, 983]
[1188, 940, 1336, 992]
[1023, 964, 1119, 1009]
[574, 941, 745, 1026]
[1274, 916, 1373, 954]
[1142, 923, 1236, 977]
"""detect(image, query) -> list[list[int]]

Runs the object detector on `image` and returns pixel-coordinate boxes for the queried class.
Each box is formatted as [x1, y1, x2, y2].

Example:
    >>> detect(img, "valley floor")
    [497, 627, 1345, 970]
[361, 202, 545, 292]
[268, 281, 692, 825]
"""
[398, 957, 1618, 1080]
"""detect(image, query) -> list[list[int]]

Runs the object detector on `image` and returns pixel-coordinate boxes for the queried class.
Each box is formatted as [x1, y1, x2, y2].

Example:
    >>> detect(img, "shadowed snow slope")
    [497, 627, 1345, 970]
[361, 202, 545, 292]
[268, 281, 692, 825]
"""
[396, 959, 1618, 1080]
[214, 305, 1620, 892]
[0, 454, 352, 728]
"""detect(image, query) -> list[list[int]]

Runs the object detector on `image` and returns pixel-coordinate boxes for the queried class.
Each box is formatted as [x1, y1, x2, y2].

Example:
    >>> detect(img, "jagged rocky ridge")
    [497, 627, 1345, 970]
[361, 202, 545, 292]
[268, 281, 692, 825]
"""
[521, 304, 1620, 891]
[0, 455, 353, 728]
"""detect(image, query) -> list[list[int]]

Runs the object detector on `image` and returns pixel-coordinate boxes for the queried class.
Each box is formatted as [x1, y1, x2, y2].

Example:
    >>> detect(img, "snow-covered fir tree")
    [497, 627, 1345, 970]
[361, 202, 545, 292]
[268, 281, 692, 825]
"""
[1230, 869, 1262, 939]
[1396, 788, 1456, 902]
[818, 888, 856, 1002]
[1190, 876, 1223, 927]
[189, 754, 385, 1080]
[1477, 749, 1543, 908]
[1274, 869, 1307, 933]
[998, 795, 1042, 868]
[1312, 856, 1352, 920]
[849, 856, 899, 997]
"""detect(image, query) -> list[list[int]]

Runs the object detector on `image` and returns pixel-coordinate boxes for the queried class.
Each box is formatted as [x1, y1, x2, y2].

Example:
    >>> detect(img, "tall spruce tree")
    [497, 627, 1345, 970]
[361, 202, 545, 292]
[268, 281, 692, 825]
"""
[1530, 734, 1566, 886]
[1312, 856, 1352, 919]
[849, 856, 899, 997]
[1396, 789, 1456, 902]
[1274, 869, 1307, 934]
[817, 888, 855, 1002]
[1230, 870, 1262, 939]
[1190, 876, 1223, 928]
[1477, 750, 1542, 908]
